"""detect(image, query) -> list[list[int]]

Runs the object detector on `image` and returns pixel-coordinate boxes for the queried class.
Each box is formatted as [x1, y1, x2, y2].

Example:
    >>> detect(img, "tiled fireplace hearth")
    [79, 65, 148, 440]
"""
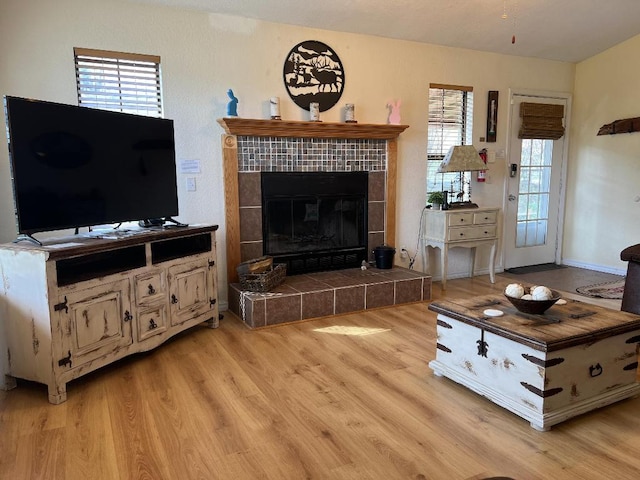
[219, 118, 431, 327]
[228, 266, 431, 328]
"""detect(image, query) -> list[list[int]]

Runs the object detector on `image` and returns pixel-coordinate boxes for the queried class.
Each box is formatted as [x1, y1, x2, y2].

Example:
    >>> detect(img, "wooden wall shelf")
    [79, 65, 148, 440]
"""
[217, 117, 409, 139]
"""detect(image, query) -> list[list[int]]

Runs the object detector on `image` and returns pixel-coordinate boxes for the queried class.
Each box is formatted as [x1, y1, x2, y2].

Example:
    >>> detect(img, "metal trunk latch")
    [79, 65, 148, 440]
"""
[477, 329, 489, 357]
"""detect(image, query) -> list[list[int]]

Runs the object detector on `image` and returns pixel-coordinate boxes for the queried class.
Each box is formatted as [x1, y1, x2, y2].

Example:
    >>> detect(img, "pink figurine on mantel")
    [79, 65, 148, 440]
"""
[387, 99, 401, 125]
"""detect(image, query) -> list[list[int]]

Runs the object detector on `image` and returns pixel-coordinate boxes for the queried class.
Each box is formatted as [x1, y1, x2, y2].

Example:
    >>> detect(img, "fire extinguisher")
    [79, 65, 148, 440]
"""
[477, 148, 487, 182]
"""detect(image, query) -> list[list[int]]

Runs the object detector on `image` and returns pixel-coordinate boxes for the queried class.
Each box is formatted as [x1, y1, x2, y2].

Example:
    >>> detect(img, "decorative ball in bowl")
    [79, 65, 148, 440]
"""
[504, 284, 562, 315]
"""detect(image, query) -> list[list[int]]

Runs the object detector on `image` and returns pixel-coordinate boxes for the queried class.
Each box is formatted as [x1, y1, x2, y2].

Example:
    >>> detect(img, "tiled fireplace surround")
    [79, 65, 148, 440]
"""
[220, 119, 431, 328]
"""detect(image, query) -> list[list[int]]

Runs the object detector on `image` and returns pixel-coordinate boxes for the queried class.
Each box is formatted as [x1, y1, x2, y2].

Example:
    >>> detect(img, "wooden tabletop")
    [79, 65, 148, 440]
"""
[1, 224, 219, 260]
[429, 294, 640, 352]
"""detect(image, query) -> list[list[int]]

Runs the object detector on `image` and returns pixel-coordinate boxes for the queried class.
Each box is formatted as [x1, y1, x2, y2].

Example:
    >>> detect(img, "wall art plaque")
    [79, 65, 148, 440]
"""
[283, 40, 345, 112]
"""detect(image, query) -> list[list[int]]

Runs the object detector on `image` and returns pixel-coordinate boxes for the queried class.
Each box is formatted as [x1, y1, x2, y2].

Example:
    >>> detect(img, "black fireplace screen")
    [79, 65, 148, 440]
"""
[261, 171, 368, 274]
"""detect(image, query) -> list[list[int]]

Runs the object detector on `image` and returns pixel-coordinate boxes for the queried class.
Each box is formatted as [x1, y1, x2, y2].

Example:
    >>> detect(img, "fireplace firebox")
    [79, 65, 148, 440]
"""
[262, 171, 368, 275]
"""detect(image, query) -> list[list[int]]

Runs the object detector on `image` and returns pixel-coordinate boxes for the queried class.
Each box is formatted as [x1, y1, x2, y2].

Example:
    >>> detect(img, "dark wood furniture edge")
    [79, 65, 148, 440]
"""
[429, 300, 640, 352]
[6, 225, 219, 260]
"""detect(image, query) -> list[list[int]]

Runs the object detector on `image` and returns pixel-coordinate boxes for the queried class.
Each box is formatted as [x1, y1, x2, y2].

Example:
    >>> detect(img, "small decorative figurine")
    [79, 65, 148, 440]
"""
[387, 99, 401, 125]
[309, 102, 320, 121]
[345, 103, 356, 123]
[226, 89, 238, 117]
[270, 97, 281, 120]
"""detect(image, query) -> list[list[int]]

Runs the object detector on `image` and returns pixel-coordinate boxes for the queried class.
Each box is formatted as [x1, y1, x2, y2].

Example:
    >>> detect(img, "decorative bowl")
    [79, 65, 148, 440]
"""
[504, 287, 562, 315]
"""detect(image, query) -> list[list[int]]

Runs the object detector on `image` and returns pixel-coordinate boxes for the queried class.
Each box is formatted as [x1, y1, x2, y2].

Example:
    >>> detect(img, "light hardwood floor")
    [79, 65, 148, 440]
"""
[1, 273, 639, 480]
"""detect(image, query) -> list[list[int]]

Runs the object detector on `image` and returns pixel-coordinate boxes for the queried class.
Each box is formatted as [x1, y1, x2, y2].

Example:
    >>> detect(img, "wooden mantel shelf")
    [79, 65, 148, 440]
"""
[217, 117, 409, 139]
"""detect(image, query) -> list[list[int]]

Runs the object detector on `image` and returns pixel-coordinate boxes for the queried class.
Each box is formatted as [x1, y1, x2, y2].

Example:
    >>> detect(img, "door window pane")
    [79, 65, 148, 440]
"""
[516, 139, 553, 248]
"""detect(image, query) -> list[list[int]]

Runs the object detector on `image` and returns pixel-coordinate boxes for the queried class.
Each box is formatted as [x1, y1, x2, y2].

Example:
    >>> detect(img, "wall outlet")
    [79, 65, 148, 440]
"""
[186, 177, 196, 192]
[400, 246, 408, 259]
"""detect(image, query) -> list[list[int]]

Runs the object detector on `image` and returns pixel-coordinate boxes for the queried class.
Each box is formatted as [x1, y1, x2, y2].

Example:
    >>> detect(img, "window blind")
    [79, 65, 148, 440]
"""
[518, 102, 564, 140]
[74, 47, 163, 117]
[427, 84, 474, 199]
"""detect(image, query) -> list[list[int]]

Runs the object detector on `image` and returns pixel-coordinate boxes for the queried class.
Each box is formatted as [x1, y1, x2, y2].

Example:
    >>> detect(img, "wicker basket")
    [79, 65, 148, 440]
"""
[239, 263, 287, 292]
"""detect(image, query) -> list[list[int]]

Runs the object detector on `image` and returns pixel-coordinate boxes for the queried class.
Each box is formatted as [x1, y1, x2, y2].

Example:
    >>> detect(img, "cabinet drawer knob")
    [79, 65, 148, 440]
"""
[148, 284, 156, 295]
[149, 319, 158, 330]
[171, 294, 178, 304]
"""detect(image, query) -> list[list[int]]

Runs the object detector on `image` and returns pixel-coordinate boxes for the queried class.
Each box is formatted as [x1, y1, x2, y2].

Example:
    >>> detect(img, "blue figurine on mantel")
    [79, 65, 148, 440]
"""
[226, 89, 238, 117]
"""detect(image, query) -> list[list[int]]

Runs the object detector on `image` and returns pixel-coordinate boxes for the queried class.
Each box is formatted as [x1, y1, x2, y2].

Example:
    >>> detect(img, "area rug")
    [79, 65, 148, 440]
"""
[576, 280, 625, 299]
[504, 263, 566, 274]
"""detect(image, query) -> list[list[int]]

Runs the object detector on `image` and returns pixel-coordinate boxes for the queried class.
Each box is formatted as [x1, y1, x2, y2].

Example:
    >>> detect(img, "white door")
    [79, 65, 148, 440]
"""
[504, 93, 568, 269]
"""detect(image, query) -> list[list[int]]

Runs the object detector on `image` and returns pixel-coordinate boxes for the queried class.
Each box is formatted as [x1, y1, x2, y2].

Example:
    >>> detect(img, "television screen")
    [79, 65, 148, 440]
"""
[4, 96, 179, 235]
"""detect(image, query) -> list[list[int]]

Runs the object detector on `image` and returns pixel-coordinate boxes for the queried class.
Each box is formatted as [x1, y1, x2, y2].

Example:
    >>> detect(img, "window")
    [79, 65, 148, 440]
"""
[74, 48, 163, 117]
[426, 83, 474, 202]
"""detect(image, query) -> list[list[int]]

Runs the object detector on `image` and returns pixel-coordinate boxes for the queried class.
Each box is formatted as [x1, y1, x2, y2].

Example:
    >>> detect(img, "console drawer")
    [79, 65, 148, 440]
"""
[473, 210, 498, 225]
[447, 225, 497, 241]
[135, 271, 167, 306]
[447, 212, 474, 226]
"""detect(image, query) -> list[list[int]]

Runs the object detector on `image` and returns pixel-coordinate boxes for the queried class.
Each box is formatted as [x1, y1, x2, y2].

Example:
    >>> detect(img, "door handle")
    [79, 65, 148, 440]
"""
[508, 194, 517, 201]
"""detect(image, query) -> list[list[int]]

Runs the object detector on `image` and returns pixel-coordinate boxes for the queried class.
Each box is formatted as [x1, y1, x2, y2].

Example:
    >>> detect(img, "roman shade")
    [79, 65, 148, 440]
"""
[519, 102, 564, 140]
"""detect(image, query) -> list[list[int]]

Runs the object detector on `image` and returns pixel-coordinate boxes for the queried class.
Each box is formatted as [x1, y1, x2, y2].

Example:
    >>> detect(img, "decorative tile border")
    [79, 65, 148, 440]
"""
[237, 136, 387, 172]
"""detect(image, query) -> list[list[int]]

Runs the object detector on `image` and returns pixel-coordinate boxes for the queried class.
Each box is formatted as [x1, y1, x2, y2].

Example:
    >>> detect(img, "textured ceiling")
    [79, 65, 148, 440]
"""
[130, 0, 640, 63]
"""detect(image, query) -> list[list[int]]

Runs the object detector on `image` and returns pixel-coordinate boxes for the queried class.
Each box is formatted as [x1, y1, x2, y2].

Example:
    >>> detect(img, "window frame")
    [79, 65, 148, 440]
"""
[426, 83, 474, 203]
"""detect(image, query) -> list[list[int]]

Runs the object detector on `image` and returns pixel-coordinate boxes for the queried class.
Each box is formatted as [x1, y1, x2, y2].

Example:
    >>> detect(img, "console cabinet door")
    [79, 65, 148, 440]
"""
[168, 259, 215, 326]
[55, 278, 133, 370]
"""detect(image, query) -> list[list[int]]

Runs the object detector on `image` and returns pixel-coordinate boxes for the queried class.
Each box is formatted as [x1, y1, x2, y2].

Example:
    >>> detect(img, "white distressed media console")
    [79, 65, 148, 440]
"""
[0, 225, 219, 404]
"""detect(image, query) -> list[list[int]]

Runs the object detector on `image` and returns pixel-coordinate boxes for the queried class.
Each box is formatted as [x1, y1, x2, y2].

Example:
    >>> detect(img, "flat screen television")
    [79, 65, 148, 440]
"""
[3, 96, 179, 239]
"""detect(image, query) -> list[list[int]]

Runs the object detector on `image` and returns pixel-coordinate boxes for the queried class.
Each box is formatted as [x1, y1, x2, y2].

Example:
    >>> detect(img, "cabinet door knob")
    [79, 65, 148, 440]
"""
[149, 319, 158, 330]
[148, 284, 156, 295]
[123, 310, 132, 322]
[171, 294, 178, 304]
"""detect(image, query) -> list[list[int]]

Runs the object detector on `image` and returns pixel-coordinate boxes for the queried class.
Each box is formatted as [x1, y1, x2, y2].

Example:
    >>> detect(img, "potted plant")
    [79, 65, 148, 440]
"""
[428, 191, 446, 209]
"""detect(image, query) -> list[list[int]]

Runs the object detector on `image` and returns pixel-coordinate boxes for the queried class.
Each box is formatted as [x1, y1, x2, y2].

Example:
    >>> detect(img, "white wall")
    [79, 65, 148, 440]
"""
[564, 35, 640, 273]
[0, 0, 578, 384]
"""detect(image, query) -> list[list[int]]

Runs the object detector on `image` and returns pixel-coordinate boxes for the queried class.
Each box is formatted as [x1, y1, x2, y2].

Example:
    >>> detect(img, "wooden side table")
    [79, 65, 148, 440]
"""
[420, 207, 499, 289]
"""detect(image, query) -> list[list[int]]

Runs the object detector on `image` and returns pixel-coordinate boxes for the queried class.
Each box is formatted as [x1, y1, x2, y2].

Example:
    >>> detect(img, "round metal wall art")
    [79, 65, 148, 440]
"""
[283, 40, 345, 112]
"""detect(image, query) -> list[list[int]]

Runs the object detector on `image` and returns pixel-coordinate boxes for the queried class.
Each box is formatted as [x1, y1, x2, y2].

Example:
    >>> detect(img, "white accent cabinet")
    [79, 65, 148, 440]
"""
[420, 207, 500, 288]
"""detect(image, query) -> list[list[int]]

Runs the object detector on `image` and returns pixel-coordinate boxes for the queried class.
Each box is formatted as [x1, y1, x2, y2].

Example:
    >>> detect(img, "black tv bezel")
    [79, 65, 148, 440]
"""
[4, 96, 179, 236]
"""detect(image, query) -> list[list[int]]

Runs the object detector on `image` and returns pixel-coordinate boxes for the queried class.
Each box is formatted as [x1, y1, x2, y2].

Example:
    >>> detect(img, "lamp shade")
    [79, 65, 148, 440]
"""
[436, 145, 487, 173]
